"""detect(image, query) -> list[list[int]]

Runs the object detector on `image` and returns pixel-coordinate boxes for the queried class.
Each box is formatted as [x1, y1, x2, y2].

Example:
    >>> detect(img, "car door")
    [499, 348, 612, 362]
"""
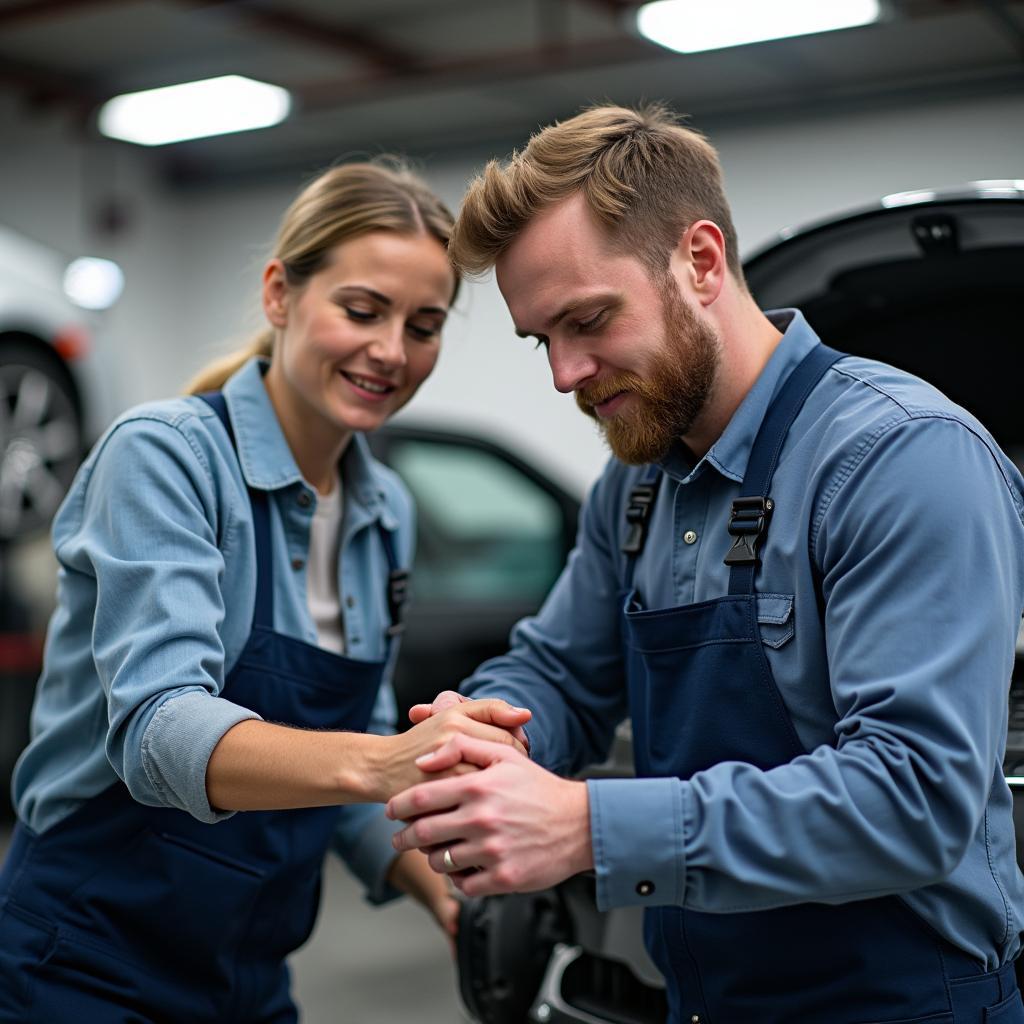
[367, 424, 580, 721]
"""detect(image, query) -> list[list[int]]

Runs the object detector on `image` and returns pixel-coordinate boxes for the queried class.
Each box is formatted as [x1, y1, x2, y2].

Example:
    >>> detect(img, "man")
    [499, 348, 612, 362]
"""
[387, 104, 1024, 1022]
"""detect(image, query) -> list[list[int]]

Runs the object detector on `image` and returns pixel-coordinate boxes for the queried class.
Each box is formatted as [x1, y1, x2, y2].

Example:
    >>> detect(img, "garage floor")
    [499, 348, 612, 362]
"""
[0, 825, 466, 1023]
[291, 851, 466, 1023]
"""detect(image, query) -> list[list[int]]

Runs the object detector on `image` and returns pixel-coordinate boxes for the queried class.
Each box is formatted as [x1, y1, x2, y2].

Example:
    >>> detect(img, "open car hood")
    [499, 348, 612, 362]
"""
[744, 181, 1024, 459]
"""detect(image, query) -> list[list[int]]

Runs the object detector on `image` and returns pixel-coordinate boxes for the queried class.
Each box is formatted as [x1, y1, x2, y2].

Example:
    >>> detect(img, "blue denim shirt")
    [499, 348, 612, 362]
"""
[464, 310, 1024, 968]
[13, 357, 410, 903]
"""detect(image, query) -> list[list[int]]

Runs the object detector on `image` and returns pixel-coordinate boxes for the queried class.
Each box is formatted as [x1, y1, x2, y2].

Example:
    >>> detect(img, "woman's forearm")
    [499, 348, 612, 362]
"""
[205, 698, 533, 813]
[205, 719, 389, 812]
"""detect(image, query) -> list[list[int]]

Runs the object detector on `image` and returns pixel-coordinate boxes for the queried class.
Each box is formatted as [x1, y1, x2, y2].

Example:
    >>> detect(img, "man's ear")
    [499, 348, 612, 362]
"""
[261, 259, 290, 328]
[672, 220, 727, 308]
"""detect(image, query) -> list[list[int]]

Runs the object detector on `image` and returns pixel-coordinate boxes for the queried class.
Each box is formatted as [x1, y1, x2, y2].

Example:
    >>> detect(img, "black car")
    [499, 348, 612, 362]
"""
[454, 181, 1024, 1024]
[365, 423, 581, 718]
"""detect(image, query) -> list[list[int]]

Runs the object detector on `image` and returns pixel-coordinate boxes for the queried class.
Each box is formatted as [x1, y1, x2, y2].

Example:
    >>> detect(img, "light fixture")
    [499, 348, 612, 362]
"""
[63, 257, 125, 310]
[636, 0, 881, 54]
[98, 75, 291, 147]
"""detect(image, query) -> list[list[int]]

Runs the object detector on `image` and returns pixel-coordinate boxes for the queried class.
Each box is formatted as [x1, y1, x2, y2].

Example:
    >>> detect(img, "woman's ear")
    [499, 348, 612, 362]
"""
[671, 220, 727, 308]
[262, 259, 290, 328]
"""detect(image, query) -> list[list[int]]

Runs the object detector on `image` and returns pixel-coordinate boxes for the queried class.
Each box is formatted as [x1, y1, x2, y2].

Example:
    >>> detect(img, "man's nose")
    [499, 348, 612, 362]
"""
[548, 339, 598, 395]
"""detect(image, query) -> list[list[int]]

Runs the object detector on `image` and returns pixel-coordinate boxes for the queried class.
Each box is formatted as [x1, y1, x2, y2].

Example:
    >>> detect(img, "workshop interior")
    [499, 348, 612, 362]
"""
[2, 2, 1023, 1022]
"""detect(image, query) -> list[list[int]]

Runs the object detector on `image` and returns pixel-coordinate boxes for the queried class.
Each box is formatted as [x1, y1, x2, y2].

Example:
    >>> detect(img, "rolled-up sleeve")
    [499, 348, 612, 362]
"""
[65, 418, 261, 822]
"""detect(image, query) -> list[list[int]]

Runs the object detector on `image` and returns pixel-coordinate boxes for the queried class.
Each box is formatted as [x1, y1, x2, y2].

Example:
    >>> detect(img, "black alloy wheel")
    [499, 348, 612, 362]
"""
[0, 338, 83, 542]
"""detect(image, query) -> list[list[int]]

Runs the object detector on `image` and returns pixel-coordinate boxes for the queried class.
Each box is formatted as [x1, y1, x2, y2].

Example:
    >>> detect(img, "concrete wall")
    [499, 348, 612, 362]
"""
[3, 89, 1022, 496]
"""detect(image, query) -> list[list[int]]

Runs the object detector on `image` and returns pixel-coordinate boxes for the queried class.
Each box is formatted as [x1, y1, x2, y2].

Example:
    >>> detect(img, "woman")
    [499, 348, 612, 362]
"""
[0, 161, 528, 1023]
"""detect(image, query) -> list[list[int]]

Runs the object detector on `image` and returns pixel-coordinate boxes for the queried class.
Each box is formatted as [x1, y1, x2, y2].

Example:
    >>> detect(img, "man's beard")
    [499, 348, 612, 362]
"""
[575, 279, 720, 465]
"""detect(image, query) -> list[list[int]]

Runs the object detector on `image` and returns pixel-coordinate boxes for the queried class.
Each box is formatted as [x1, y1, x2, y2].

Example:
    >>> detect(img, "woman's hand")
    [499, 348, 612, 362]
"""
[409, 690, 530, 752]
[386, 849, 460, 954]
[363, 699, 532, 803]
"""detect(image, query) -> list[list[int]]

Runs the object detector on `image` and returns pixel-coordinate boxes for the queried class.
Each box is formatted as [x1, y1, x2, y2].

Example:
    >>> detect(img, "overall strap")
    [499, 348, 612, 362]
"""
[621, 463, 664, 586]
[377, 525, 408, 638]
[197, 392, 274, 630]
[726, 344, 843, 596]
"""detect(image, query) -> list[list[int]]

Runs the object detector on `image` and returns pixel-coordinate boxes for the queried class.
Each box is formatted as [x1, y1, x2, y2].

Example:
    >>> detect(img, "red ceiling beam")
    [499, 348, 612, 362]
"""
[180, 0, 421, 73]
[0, 0, 136, 28]
[295, 33, 659, 112]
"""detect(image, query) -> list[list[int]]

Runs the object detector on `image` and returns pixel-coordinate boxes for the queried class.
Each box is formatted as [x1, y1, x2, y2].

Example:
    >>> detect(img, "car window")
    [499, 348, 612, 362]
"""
[386, 438, 565, 603]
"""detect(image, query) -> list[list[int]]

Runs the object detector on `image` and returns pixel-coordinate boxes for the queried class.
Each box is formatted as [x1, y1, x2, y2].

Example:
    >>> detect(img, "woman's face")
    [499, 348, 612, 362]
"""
[263, 230, 454, 447]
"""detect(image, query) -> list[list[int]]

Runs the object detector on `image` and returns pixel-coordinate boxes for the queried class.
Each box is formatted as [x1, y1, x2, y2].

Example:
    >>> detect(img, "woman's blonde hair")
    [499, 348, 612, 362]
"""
[187, 159, 457, 394]
[450, 103, 745, 284]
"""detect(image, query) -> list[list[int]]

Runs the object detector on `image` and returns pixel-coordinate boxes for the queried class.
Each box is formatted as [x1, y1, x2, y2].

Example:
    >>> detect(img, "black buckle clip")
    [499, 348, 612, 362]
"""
[386, 569, 409, 637]
[622, 483, 657, 556]
[723, 496, 774, 566]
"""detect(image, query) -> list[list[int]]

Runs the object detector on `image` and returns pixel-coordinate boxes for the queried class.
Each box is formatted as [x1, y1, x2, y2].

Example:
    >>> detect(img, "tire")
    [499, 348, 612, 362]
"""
[0, 337, 83, 542]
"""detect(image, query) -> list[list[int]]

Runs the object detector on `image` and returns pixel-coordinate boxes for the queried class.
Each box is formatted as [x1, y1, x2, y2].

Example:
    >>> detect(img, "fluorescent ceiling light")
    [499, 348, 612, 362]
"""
[636, 0, 881, 54]
[63, 257, 125, 310]
[98, 75, 291, 146]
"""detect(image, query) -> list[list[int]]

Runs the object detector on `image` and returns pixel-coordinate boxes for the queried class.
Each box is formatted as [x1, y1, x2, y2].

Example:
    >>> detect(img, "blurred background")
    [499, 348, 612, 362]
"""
[1, 1, 1023, 1021]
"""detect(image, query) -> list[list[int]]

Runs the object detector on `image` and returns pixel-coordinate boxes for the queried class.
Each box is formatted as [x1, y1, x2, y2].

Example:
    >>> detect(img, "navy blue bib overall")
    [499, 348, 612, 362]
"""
[0, 393, 400, 1023]
[621, 345, 1024, 1023]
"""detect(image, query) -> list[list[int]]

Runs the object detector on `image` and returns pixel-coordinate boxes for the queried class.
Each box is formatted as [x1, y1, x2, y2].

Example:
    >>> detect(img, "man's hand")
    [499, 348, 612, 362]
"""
[409, 691, 530, 752]
[386, 735, 593, 897]
[367, 700, 532, 803]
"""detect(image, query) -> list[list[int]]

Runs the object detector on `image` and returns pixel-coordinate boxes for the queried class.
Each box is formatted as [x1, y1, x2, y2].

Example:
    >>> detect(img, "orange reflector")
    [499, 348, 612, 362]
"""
[0, 633, 43, 674]
[52, 324, 90, 362]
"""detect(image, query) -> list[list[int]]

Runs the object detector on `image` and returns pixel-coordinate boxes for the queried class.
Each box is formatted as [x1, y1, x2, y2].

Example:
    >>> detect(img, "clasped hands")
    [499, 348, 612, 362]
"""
[386, 691, 594, 897]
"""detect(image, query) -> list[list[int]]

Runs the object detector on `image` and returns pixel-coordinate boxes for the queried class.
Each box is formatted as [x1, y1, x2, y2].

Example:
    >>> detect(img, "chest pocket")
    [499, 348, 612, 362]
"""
[757, 593, 795, 649]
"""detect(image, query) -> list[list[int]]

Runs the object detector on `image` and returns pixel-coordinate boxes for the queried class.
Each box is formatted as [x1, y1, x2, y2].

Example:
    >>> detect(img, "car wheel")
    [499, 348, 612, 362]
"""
[0, 337, 83, 541]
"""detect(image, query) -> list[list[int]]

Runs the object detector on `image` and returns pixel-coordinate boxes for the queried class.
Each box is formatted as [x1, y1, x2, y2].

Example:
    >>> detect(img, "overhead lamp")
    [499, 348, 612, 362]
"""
[63, 257, 125, 311]
[636, 0, 881, 54]
[98, 75, 291, 147]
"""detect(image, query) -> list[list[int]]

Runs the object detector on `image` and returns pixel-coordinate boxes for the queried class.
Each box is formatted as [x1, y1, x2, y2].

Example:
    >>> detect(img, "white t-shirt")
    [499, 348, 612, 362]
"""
[306, 472, 345, 654]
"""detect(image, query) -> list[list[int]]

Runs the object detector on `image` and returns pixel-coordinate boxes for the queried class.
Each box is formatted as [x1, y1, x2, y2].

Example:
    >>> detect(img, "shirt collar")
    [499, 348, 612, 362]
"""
[222, 357, 397, 528]
[659, 308, 822, 484]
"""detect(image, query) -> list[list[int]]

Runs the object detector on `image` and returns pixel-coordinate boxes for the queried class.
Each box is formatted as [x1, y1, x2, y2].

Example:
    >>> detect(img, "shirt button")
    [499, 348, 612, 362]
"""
[291, 558, 304, 570]
[636, 880, 655, 896]
[297, 491, 312, 508]
[683, 530, 698, 545]
[346, 595, 356, 608]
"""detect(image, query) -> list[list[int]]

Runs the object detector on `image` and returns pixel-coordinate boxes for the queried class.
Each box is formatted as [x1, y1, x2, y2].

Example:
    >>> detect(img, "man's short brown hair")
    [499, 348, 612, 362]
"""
[450, 103, 744, 284]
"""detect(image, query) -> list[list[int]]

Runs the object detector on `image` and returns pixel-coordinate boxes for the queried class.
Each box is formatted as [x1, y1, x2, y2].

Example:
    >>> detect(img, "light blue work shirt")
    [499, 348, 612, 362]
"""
[13, 357, 410, 903]
[464, 309, 1024, 968]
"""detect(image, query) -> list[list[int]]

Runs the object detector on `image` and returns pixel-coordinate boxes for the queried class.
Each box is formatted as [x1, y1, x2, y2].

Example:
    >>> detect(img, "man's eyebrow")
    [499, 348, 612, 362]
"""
[338, 285, 447, 316]
[515, 294, 616, 338]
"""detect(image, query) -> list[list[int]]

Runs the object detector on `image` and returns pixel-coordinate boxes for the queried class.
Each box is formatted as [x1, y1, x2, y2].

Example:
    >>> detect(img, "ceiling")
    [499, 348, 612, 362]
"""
[2, 0, 1023, 188]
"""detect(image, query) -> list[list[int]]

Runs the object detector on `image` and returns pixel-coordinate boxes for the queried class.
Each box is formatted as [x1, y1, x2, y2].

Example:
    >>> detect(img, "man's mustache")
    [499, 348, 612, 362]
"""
[576, 373, 645, 415]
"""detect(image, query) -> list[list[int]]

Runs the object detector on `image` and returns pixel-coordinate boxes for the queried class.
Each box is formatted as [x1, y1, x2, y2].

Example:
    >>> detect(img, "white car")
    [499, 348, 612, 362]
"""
[0, 226, 117, 541]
